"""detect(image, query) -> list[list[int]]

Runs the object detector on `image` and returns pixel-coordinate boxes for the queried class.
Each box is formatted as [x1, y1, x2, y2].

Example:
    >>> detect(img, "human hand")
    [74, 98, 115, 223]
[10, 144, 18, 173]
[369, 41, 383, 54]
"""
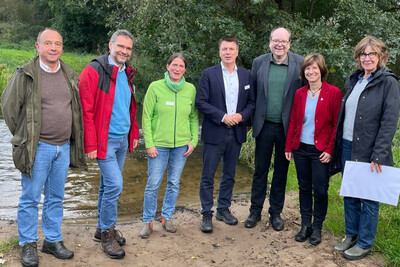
[132, 139, 139, 149]
[86, 150, 97, 160]
[183, 143, 194, 157]
[146, 147, 158, 158]
[285, 152, 293, 161]
[223, 113, 242, 126]
[231, 113, 243, 124]
[223, 114, 236, 126]
[371, 162, 382, 173]
[319, 152, 332, 164]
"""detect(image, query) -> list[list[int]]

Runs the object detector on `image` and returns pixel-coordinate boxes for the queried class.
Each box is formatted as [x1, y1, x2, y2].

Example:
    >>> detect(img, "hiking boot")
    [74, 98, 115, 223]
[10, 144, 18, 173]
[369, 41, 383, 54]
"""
[162, 217, 177, 233]
[200, 214, 213, 233]
[216, 209, 238, 225]
[343, 245, 371, 260]
[41, 240, 74, 259]
[101, 226, 125, 259]
[334, 235, 358, 252]
[139, 222, 153, 238]
[94, 227, 126, 246]
[244, 213, 261, 228]
[21, 242, 38, 267]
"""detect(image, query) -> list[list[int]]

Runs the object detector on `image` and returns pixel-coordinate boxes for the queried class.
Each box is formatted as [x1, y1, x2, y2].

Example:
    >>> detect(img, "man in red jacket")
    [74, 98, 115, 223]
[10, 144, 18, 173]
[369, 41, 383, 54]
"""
[79, 29, 139, 259]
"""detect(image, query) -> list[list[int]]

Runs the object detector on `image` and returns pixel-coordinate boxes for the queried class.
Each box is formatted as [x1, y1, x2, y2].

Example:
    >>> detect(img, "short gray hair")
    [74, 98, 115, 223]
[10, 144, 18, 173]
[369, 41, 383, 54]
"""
[110, 30, 134, 43]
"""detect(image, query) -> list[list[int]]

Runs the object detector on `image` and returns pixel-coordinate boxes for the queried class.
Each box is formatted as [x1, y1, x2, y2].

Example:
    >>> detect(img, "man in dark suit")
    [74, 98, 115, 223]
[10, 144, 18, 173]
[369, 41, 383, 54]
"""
[244, 27, 304, 230]
[196, 36, 255, 233]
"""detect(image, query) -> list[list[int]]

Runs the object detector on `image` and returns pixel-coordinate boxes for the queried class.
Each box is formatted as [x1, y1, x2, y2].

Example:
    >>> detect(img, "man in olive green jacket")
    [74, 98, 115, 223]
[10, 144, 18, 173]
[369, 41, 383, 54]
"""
[1, 28, 86, 267]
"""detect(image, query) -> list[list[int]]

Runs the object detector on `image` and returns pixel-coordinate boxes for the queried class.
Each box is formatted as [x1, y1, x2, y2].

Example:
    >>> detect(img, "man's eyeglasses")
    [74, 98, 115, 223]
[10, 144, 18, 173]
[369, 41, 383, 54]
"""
[271, 39, 290, 45]
[360, 52, 377, 59]
[113, 42, 133, 52]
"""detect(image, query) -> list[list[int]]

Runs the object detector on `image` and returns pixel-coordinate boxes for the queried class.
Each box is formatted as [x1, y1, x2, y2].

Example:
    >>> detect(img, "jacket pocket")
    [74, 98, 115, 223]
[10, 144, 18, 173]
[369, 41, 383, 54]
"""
[10, 136, 29, 174]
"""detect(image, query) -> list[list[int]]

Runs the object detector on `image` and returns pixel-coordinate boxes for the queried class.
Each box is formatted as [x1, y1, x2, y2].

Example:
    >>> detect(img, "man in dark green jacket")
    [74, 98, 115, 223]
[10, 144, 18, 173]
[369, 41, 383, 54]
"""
[1, 28, 87, 267]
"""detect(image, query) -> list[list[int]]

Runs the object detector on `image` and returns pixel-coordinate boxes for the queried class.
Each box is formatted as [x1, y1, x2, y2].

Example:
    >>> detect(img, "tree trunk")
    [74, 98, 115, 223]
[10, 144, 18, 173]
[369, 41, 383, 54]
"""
[291, 0, 295, 18]
[274, 0, 284, 10]
[309, 0, 315, 20]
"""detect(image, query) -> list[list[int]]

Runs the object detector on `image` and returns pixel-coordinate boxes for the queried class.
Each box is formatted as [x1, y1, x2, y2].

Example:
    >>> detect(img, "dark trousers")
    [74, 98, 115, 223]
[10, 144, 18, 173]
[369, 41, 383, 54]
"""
[250, 122, 289, 216]
[199, 128, 241, 215]
[293, 143, 329, 230]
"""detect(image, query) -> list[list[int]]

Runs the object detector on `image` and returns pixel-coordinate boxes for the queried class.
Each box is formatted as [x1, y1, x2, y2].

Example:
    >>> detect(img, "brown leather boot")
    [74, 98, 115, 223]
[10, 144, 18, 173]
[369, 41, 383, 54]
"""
[94, 227, 126, 246]
[101, 226, 125, 259]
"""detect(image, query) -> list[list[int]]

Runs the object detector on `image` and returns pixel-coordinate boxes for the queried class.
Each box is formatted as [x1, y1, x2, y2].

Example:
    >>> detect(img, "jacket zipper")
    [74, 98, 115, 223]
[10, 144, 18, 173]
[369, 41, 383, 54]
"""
[30, 73, 35, 174]
[174, 92, 177, 147]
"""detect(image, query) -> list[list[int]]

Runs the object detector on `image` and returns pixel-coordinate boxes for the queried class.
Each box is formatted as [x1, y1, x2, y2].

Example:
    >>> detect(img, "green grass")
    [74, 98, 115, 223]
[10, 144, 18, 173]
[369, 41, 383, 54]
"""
[0, 236, 19, 267]
[0, 236, 19, 253]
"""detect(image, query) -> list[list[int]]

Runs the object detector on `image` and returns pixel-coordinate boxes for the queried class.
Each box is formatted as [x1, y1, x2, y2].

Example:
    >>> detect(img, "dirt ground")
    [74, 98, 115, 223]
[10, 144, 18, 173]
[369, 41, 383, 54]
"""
[0, 193, 385, 267]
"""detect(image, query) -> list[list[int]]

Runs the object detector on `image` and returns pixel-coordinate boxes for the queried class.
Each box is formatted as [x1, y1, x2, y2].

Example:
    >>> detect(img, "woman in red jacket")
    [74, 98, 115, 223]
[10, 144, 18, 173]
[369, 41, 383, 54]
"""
[285, 53, 342, 245]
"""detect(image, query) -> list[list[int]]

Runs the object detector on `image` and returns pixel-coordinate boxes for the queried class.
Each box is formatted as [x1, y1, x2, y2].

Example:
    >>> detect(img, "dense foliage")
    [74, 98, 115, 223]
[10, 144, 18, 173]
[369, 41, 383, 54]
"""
[105, 0, 400, 100]
[1, 0, 400, 100]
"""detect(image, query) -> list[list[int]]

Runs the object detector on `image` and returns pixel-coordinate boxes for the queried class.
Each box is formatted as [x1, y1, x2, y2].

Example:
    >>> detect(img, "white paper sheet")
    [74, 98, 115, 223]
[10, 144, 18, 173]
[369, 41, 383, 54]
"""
[340, 161, 400, 206]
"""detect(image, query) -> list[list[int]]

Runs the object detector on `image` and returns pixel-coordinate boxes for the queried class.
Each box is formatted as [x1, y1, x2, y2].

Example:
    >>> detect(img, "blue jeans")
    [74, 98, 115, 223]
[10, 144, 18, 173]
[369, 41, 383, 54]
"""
[200, 128, 241, 215]
[17, 141, 70, 246]
[293, 143, 329, 230]
[142, 146, 187, 222]
[342, 139, 379, 249]
[96, 136, 128, 231]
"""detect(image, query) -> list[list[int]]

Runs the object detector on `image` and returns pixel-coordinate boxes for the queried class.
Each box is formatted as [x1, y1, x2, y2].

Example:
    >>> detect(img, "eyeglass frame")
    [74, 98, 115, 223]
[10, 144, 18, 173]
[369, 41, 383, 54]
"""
[360, 52, 377, 59]
[112, 41, 133, 52]
[270, 39, 290, 45]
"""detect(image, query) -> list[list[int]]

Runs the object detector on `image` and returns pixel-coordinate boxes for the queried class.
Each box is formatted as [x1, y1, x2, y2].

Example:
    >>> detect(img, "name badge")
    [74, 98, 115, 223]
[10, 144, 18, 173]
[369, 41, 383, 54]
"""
[244, 85, 250, 90]
[166, 101, 175, 106]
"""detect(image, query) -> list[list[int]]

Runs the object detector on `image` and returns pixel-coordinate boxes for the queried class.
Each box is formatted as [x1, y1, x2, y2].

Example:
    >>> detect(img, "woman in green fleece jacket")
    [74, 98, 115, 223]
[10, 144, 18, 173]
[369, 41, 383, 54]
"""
[140, 53, 199, 238]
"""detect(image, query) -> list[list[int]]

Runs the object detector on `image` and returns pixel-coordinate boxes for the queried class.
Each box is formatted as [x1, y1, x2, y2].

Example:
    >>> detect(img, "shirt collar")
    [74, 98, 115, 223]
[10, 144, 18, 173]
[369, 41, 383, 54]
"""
[271, 54, 289, 65]
[39, 59, 60, 73]
[357, 72, 374, 83]
[108, 55, 126, 72]
[220, 62, 237, 73]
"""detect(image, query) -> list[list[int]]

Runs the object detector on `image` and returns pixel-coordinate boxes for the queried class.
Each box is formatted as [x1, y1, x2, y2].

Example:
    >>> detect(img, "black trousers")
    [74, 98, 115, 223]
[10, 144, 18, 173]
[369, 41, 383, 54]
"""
[293, 143, 329, 230]
[250, 122, 289, 216]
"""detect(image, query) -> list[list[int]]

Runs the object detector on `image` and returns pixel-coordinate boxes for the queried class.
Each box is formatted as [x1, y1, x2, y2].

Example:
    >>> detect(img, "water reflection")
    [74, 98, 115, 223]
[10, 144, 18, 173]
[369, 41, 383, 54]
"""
[0, 119, 21, 220]
[0, 118, 254, 222]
